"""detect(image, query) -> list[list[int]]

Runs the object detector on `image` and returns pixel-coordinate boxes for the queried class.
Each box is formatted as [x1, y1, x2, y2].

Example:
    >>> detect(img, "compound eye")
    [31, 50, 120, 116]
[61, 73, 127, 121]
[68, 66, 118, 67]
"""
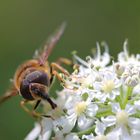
[26, 71, 50, 86]
[36, 71, 50, 86]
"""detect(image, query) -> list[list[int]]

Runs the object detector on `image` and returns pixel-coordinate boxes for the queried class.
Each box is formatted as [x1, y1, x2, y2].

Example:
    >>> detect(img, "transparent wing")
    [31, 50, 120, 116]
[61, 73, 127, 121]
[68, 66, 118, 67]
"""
[34, 22, 67, 65]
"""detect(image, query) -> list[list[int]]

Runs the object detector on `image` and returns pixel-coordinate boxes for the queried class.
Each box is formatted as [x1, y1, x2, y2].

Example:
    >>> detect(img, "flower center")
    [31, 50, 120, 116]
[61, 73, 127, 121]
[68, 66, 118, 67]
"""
[116, 110, 128, 125]
[95, 135, 107, 140]
[102, 80, 115, 93]
[75, 101, 87, 116]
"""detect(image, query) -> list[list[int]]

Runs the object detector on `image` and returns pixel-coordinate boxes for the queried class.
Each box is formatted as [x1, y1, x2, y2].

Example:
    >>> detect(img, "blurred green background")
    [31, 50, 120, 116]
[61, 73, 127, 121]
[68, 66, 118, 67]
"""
[0, 0, 140, 139]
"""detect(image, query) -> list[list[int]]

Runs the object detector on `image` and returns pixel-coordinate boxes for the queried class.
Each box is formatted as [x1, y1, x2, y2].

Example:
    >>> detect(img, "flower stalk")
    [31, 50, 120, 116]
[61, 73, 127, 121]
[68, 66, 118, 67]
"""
[122, 87, 133, 109]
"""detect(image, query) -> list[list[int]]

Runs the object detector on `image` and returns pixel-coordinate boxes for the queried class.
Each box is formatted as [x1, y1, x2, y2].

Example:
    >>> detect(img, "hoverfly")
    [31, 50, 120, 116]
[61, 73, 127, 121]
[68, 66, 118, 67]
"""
[0, 22, 72, 118]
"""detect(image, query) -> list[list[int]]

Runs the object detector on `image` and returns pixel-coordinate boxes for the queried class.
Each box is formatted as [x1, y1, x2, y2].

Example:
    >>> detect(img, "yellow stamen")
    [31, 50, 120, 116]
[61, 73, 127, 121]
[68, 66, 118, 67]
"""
[102, 80, 115, 93]
[75, 101, 87, 116]
[116, 110, 128, 126]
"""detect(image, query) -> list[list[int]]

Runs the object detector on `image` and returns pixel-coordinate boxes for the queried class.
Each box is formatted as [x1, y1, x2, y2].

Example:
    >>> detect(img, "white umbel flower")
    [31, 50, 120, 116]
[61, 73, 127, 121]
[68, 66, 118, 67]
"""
[82, 121, 120, 140]
[93, 70, 121, 102]
[65, 94, 98, 130]
[25, 41, 140, 140]
[102, 103, 140, 139]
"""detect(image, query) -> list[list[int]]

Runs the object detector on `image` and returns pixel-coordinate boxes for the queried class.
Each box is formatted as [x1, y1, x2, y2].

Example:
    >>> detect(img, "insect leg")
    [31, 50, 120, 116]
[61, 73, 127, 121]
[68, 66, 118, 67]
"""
[51, 62, 70, 76]
[0, 86, 18, 105]
[50, 62, 71, 85]
[20, 100, 41, 118]
[56, 57, 73, 66]
[29, 83, 57, 109]
[20, 99, 55, 119]
[34, 100, 41, 110]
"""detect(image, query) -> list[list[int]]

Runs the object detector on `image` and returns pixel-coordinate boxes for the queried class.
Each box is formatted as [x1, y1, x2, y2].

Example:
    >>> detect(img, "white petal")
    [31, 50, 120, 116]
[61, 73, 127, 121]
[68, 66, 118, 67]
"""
[107, 130, 120, 140]
[118, 126, 131, 140]
[65, 95, 75, 109]
[102, 71, 113, 80]
[66, 114, 77, 130]
[53, 132, 65, 140]
[129, 117, 140, 130]
[78, 115, 93, 129]
[24, 123, 41, 140]
[93, 82, 102, 91]
[95, 121, 106, 135]
[112, 90, 120, 96]
[101, 116, 116, 127]
[108, 92, 116, 100]
[134, 100, 140, 110]
[38, 131, 51, 140]
[133, 85, 140, 96]
[65, 133, 80, 140]
[67, 108, 75, 116]
[86, 104, 98, 117]
[125, 104, 136, 115]
[99, 94, 107, 103]
[131, 131, 140, 140]
[82, 133, 94, 140]
[41, 118, 53, 134]
[114, 80, 122, 88]
[54, 116, 75, 134]
[111, 103, 121, 113]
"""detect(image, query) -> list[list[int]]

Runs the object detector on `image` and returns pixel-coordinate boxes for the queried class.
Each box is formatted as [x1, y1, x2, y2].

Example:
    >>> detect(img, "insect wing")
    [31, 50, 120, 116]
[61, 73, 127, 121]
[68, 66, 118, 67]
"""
[34, 22, 66, 65]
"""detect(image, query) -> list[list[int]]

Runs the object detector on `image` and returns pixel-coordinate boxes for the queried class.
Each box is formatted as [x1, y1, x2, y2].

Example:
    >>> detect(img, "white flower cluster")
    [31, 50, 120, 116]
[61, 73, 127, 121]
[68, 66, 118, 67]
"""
[25, 40, 140, 140]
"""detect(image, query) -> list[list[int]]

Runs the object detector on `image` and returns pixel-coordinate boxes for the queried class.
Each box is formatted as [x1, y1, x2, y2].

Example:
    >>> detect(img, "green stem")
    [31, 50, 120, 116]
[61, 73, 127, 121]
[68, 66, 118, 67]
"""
[132, 112, 140, 118]
[96, 107, 112, 118]
[122, 86, 133, 109]
[77, 125, 95, 138]
[119, 86, 124, 109]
